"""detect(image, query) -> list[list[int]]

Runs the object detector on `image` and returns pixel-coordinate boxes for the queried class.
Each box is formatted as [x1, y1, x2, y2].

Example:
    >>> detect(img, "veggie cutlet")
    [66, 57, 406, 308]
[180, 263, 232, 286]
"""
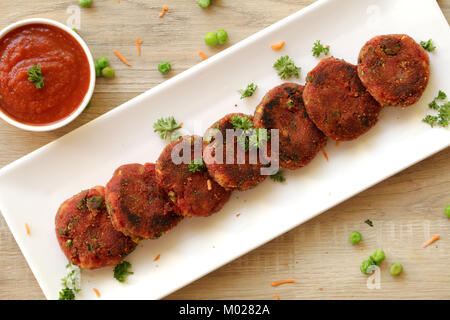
[303, 57, 382, 141]
[203, 113, 268, 191]
[254, 83, 327, 170]
[105, 163, 183, 240]
[55, 186, 137, 270]
[357, 34, 430, 107]
[155, 135, 231, 217]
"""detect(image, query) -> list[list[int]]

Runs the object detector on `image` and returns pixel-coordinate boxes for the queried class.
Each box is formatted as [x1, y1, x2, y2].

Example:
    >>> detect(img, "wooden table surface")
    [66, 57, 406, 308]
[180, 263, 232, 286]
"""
[0, 0, 449, 300]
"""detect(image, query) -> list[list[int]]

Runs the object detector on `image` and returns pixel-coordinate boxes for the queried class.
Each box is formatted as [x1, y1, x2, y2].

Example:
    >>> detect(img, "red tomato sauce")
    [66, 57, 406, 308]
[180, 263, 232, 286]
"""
[0, 24, 90, 125]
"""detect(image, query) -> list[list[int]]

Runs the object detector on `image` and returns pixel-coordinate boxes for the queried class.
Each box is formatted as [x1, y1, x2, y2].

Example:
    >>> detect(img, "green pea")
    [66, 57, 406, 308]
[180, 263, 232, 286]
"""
[158, 62, 171, 74]
[349, 231, 362, 244]
[96, 57, 109, 70]
[445, 205, 450, 218]
[204, 32, 218, 46]
[216, 29, 228, 45]
[371, 249, 386, 265]
[101, 66, 115, 78]
[390, 262, 403, 276]
[360, 259, 375, 275]
[66, 239, 73, 248]
[78, 0, 93, 8]
[197, 0, 211, 8]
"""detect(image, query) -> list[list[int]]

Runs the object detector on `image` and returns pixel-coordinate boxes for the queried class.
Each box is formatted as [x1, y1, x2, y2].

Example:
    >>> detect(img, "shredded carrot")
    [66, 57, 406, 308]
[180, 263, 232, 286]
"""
[270, 41, 285, 51]
[93, 288, 101, 298]
[282, 262, 288, 266]
[274, 295, 280, 300]
[318, 287, 323, 291]
[135, 38, 142, 56]
[335, 141, 340, 147]
[179, 122, 183, 127]
[113, 49, 131, 66]
[154, 254, 161, 261]
[271, 279, 296, 287]
[322, 150, 329, 161]
[25, 223, 30, 235]
[159, 5, 169, 18]
[422, 234, 440, 248]
[198, 50, 208, 60]
[236, 213, 241, 217]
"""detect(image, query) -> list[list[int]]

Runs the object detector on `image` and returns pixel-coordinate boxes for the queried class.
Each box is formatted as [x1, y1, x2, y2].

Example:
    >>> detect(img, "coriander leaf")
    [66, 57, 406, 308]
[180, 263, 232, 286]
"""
[27, 65, 44, 89]
[114, 261, 133, 283]
[189, 158, 206, 173]
[312, 40, 330, 57]
[61, 263, 81, 293]
[231, 115, 254, 131]
[420, 39, 436, 52]
[153, 116, 182, 139]
[58, 288, 75, 300]
[273, 56, 300, 80]
[437, 90, 447, 100]
[365, 219, 374, 227]
[270, 170, 285, 183]
[423, 91, 449, 128]
[238, 83, 258, 99]
[248, 127, 268, 150]
[423, 115, 438, 127]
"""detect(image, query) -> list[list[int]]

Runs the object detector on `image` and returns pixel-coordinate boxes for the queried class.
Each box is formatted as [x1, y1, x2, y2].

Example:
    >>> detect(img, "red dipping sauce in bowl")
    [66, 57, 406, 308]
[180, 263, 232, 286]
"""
[0, 19, 94, 130]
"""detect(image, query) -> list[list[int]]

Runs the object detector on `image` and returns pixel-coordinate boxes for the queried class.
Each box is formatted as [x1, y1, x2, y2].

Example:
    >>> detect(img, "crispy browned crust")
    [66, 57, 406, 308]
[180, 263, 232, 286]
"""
[303, 57, 382, 141]
[203, 113, 267, 191]
[254, 83, 327, 170]
[155, 135, 231, 217]
[105, 163, 183, 240]
[55, 186, 137, 270]
[357, 34, 430, 107]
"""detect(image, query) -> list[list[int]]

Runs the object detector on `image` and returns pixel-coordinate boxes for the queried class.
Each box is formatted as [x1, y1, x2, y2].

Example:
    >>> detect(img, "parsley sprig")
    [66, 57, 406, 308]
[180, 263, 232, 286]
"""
[423, 90, 449, 128]
[270, 170, 285, 183]
[27, 65, 44, 89]
[231, 115, 268, 151]
[312, 40, 330, 57]
[114, 261, 134, 283]
[238, 83, 258, 99]
[58, 263, 81, 300]
[420, 39, 436, 52]
[189, 158, 206, 173]
[273, 56, 300, 80]
[153, 116, 182, 139]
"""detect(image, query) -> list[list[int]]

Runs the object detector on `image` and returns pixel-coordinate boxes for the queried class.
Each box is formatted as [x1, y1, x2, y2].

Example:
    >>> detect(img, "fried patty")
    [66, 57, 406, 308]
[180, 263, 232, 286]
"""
[357, 34, 430, 107]
[105, 163, 183, 240]
[203, 113, 268, 191]
[155, 135, 231, 217]
[55, 186, 137, 270]
[254, 83, 327, 170]
[303, 57, 382, 141]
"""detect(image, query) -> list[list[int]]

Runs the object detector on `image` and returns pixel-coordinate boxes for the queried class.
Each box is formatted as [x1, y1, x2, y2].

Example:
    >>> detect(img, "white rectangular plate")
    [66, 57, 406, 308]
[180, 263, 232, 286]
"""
[0, 0, 449, 300]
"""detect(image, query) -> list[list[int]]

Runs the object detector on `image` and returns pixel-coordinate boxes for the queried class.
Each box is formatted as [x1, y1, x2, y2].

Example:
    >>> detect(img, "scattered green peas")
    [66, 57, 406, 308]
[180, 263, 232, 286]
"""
[371, 249, 386, 265]
[101, 66, 115, 78]
[78, 0, 92, 8]
[197, 0, 211, 8]
[96, 57, 109, 70]
[216, 29, 228, 45]
[158, 62, 172, 74]
[390, 262, 403, 276]
[349, 231, 362, 244]
[360, 259, 375, 275]
[445, 205, 450, 218]
[204, 32, 218, 46]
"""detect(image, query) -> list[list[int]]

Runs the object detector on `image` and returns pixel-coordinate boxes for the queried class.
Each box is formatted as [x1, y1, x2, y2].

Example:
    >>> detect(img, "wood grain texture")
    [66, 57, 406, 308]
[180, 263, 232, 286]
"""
[0, 0, 449, 300]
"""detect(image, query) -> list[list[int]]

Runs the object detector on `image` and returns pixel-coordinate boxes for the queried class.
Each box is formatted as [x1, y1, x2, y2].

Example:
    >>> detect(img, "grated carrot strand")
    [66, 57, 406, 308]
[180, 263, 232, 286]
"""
[25, 223, 30, 235]
[271, 279, 296, 287]
[198, 50, 208, 60]
[270, 41, 285, 51]
[93, 288, 101, 298]
[113, 49, 131, 66]
[135, 38, 142, 56]
[154, 254, 161, 261]
[322, 150, 329, 161]
[422, 234, 440, 248]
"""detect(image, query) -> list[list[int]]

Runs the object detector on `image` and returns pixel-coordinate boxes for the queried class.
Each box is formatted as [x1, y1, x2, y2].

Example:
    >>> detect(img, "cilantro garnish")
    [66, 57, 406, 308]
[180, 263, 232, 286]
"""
[420, 39, 436, 52]
[270, 170, 285, 183]
[153, 116, 182, 139]
[113, 261, 134, 283]
[59, 288, 75, 300]
[423, 91, 449, 128]
[58, 263, 81, 300]
[27, 65, 44, 89]
[231, 115, 254, 131]
[312, 40, 330, 57]
[273, 56, 300, 80]
[238, 83, 258, 99]
[189, 158, 206, 173]
[230, 115, 268, 151]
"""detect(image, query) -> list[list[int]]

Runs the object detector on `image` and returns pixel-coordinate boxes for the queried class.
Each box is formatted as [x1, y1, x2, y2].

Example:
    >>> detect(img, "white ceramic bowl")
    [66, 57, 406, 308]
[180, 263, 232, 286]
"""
[0, 18, 96, 132]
